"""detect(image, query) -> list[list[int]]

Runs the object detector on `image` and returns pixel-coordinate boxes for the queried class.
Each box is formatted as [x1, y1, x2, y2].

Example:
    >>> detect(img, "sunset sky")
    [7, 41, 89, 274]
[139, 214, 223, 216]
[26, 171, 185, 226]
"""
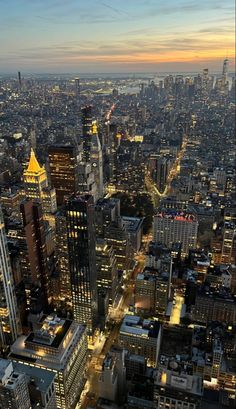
[0, 0, 235, 73]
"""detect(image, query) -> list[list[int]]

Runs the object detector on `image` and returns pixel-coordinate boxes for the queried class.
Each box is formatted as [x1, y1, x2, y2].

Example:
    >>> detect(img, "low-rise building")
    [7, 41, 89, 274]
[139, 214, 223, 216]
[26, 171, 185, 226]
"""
[118, 315, 161, 367]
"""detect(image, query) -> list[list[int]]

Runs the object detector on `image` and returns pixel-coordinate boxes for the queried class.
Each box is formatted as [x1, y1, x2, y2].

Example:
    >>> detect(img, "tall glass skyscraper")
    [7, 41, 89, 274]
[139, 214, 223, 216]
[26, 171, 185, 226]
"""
[0, 207, 21, 347]
[66, 194, 98, 335]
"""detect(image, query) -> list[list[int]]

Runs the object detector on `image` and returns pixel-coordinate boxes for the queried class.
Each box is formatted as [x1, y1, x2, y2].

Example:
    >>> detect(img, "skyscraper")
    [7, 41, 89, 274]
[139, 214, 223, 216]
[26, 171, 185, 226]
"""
[0, 207, 21, 347]
[23, 149, 48, 199]
[20, 199, 50, 310]
[66, 194, 98, 334]
[48, 145, 78, 205]
[55, 208, 71, 308]
[81, 105, 93, 161]
[75, 77, 80, 98]
[91, 120, 104, 198]
[23, 149, 56, 219]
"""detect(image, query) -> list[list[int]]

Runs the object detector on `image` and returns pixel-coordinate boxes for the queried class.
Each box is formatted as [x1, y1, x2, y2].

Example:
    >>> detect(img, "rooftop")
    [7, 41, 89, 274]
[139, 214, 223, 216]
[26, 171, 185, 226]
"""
[155, 209, 197, 222]
[13, 362, 55, 392]
[120, 315, 160, 339]
[24, 148, 44, 174]
[122, 216, 143, 232]
[25, 315, 72, 348]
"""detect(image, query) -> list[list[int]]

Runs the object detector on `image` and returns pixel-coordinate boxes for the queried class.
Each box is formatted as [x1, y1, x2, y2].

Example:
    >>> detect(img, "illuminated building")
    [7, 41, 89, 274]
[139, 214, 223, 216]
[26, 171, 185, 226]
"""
[221, 222, 236, 264]
[55, 209, 71, 308]
[135, 267, 171, 317]
[48, 145, 78, 206]
[66, 194, 98, 334]
[91, 121, 104, 198]
[191, 285, 236, 324]
[0, 359, 31, 409]
[0, 207, 21, 347]
[78, 161, 98, 201]
[23, 149, 57, 219]
[23, 149, 48, 199]
[81, 105, 93, 161]
[98, 354, 119, 403]
[118, 315, 161, 367]
[96, 238, 118, 306]
[154, 357, 203, 409]
[10, 315, 87, 409]
[105, 220, 133, 272]
[153, 210, 198, 258]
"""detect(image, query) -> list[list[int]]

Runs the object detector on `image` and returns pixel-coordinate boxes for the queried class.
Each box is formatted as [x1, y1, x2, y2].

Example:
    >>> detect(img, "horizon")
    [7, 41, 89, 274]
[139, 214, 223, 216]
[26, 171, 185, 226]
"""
[1, 0, 235, 73]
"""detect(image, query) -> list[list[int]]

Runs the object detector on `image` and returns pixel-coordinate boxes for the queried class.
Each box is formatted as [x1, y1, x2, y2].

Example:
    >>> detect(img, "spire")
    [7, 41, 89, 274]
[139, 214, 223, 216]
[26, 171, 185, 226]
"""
[25, 149, 44, 173]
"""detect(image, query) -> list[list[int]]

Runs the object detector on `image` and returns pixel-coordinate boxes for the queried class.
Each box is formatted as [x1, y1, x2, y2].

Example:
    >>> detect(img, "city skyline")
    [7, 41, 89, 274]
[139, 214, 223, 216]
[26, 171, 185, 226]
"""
[0, 0, 235, 73]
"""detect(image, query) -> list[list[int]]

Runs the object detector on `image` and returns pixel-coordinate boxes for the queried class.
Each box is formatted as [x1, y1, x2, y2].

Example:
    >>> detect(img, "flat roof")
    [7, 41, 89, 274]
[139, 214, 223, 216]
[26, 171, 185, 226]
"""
[13, 362, 55, 392]
[122, 216, 143, 232]
[120, 315, 160, 339]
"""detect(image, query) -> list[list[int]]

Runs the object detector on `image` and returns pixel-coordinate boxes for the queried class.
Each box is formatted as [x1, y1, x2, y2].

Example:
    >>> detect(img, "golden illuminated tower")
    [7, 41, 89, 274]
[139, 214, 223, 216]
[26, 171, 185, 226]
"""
[23, 150, 57, 224]
[23, 149, 48, 199]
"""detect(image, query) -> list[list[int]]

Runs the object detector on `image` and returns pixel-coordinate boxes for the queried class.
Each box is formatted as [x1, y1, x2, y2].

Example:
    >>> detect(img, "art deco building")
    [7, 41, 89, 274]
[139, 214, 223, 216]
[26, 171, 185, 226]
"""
[23, 149, 48, 199]
[23, 149, 57, 221]
[0, 207, 21, 347]
[66, 194, 98, 334]
[10, 315, 87, 409]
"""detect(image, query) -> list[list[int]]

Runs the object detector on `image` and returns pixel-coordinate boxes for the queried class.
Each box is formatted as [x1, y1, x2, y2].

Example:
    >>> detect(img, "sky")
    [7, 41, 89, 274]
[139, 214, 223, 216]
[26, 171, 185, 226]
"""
[0, 0, 235, 73]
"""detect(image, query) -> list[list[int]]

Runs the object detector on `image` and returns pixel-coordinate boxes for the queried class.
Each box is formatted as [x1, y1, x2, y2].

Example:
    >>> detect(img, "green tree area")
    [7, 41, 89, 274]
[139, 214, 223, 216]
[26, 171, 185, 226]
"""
[112, 192, 154, 234]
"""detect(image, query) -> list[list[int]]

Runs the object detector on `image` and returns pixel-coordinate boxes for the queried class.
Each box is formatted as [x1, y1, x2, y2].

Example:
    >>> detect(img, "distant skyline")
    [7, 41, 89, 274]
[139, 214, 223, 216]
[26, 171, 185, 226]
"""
[0, 0, 235, 73]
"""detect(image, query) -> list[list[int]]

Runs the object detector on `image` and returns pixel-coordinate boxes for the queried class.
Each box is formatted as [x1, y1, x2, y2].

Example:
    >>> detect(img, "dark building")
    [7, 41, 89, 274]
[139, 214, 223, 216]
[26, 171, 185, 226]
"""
[66, 194, 98, 334]
[20, 199, 49, 311]
[81, 105, 93, 161]
[48, 145, 78, 206]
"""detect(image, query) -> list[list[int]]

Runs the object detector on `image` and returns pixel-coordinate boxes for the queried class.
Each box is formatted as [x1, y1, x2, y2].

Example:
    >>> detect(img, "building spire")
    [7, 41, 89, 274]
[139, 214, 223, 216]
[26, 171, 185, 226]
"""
[25, 148, 44, 173]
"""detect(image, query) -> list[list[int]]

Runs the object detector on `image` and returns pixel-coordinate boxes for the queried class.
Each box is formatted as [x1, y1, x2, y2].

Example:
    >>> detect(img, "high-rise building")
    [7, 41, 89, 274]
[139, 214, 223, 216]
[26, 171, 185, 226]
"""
[153, 210, 198, 258]
[221, 222, 235, 264]
[20, 199, 50, 310]
[90, 121, 104, 198]
[23, 149, 57, 219]
[96, 238, 118, 306]
[48, 145, 78, 206]
[10, 315, 87, 409]
[81, 105, 93, 161]
[135, 267, 171, 317]
[75, 77, 80, 98]
[95, 197, 120, 238]
[0, 207, 21, 347]
[54, 208, 71, 309]
[17, 71, 22, 88]
[222, 58, 229, 84]
[0, 358, 57, 409]
[23, 149, 48, 199]
[0, 359, 31, 409]
[66, 194, 98, 334]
